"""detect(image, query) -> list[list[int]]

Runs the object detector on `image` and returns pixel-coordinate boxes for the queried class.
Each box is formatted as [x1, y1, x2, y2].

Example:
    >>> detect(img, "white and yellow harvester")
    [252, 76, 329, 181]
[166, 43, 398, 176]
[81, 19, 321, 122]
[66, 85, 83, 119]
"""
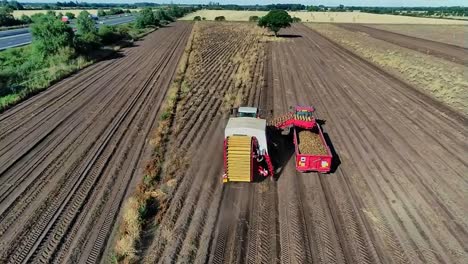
[223, 107, 274, 183]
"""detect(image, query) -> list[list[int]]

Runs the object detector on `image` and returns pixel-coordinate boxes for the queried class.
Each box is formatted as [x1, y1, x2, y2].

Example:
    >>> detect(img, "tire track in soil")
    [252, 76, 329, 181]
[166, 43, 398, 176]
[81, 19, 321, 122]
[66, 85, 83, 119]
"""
[272, 24, 467, 264]
[0, 22, 192, 263]
[138, 23, 281, 264]
[206, 26, 281, 264]
[140, 23, 264, 263]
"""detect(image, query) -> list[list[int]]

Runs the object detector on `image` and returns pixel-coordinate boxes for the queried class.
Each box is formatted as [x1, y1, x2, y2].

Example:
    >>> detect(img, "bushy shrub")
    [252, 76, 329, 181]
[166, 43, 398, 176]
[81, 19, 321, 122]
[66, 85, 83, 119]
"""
[155, 9, 174, 25]
[98, 25, 130, 45]
[249, 16, 259, 22]
[292, 16, 302, 23]
[64, 12, 75, 19]
[74, 11, 101, 52]
[214, 16, 226, 21]
[76, 11, 97, 35]
[20, 14, 32, 24]
[108, 8, 124, 16]
[30, 14, 74, 56]
[193, 16, 201, 21]
[135, 8, 160, 29]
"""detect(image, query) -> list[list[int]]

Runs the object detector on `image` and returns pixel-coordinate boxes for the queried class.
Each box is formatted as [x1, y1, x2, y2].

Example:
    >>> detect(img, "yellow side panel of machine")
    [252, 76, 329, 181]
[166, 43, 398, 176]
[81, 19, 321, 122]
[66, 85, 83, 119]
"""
[226, 136, 252, 182]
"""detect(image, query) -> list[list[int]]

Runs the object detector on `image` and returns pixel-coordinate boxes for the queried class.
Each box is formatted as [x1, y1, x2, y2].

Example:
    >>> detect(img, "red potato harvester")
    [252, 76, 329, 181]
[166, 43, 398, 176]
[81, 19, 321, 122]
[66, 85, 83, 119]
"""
[223, 106, 332, 183]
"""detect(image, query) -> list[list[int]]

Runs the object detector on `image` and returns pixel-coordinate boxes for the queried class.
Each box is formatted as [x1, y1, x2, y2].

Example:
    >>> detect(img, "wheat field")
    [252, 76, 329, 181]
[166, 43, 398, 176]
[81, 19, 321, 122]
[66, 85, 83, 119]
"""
[181, 10, 468, 24]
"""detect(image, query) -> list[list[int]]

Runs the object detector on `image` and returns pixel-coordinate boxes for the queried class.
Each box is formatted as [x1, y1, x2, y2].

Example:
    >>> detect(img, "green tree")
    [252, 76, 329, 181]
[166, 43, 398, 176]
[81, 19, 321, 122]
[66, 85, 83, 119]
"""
[214, 16, 225, 21]
[30, 14, 74, 56]
[7, 1, 24, 10]
[75, 10, 100, 50]
[307, 6, 320, 11]
[167, 5, 184, 18]
[193, 15, 201, 21]
[135, 8, 159, 29]
[76, 11, 97, 35]
[0, 6, 17, 26]
[258, 10, 292, 37]
[97, 9, 106, 17]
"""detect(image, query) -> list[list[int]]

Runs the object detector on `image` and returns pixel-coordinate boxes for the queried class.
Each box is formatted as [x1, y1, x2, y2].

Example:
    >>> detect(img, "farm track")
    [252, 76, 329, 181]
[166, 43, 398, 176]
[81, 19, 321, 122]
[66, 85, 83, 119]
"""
[338, 24, 468, 65]
[270, 24, 467, 264]
[0, 22, 192, 263]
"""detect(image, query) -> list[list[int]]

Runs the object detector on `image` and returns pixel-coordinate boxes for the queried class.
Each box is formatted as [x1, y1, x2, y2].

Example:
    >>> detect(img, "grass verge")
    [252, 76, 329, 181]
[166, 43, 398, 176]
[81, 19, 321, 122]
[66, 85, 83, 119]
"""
[0, 24, 155, 113]
[113, 22, 196, 263]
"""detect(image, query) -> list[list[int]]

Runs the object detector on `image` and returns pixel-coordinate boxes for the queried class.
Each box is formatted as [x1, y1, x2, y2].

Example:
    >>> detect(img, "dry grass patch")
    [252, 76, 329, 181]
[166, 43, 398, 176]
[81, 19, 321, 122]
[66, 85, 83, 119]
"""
[308, 23, 468, 115]
[114, 197, 141, 262]
[113, 23, 196, 263]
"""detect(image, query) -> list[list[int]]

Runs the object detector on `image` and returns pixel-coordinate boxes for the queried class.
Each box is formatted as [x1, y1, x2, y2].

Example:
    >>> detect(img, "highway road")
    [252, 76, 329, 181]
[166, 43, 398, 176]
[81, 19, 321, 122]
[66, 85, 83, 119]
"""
[0, 15, 135, 50]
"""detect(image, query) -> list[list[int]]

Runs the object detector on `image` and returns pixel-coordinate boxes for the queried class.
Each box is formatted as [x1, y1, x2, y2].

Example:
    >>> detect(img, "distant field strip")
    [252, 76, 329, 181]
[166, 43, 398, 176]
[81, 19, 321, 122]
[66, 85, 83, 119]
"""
[181, 10, 468, 24]
[308, 23, 468, 114]
[367, 24, 467, 48]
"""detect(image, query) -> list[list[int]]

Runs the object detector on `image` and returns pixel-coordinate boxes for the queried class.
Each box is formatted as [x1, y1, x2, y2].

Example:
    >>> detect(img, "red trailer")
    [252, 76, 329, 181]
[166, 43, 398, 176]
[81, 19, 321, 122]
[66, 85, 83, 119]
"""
[293, 125, 332, 173]
[269, 106, 333, 173]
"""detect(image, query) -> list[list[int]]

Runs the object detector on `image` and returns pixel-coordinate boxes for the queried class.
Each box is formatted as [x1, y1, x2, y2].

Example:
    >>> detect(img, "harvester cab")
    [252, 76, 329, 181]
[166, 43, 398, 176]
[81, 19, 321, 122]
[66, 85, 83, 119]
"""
[231, 106, 258, 118]
[237, 106, 258, 117]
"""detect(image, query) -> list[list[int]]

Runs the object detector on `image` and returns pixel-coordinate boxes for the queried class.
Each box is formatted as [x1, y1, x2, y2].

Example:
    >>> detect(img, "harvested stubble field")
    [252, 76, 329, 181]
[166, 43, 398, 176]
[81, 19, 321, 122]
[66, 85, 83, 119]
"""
[0, 22, 192, 263]
[181, 10, 468, 24]
[368, 24, 468, 48]
[308, 23, 468, 115]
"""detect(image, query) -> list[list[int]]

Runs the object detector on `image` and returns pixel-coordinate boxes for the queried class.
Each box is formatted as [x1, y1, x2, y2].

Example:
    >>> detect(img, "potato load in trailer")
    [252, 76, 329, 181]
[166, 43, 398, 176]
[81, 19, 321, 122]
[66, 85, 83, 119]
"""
[223, 106, 332, 183]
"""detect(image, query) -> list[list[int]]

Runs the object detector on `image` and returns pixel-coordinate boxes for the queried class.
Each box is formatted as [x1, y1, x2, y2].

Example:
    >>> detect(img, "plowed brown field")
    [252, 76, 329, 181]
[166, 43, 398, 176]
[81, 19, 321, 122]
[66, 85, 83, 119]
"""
[0, 22, 192, 263]
[141, 22, 271, 264]
[269, 24, 467, 264]
[1, 21, 467, 264]
[139, 23, 467, 264]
